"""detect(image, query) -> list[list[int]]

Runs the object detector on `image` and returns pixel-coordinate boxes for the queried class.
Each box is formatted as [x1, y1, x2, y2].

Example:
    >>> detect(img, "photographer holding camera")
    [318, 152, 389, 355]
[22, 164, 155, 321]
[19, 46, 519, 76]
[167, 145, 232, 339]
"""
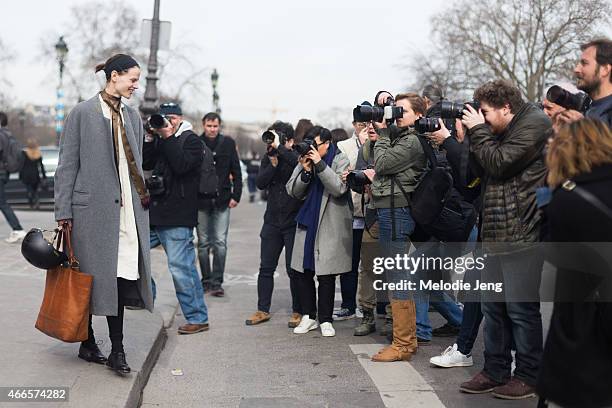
[369, 92, 427, 362]
[286, 125, 352, 338]
[245, 121, 304, 328]
[557, 38, 612, 127]
[143, 102, 210, 335]
[458, 80, 551, 399]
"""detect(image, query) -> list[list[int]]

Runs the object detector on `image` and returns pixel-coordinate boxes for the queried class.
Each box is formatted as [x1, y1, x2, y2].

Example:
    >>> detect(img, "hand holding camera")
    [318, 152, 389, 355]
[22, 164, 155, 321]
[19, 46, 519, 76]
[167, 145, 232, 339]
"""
[461, 104, 485, 129]
[427, 118, 451, 146]
[299, 155, 312, 172]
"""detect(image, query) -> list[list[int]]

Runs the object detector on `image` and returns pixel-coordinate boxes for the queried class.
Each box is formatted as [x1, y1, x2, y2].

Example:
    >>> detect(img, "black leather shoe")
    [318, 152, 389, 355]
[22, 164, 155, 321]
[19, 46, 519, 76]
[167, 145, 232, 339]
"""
[78, 343, 107, 364]
[106, 351, 131, 374]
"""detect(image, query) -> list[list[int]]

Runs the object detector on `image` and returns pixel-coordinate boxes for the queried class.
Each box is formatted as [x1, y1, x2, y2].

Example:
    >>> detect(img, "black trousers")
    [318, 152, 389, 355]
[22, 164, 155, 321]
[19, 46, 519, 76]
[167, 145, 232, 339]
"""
[257, 223, 301, 313]
[296, 269, 337, 323]
[339, 228, 363, 312]
[85, 278, 139, 353]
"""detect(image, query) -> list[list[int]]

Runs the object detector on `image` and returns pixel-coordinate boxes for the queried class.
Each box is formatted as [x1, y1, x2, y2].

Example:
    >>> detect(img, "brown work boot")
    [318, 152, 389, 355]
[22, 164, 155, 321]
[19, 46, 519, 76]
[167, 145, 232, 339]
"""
[288, 313, 302, 328]
[177, 323, 209, 335]
[371, 300, 417, 362]
[459, 371, 505, 394]
[492, 377, 536, 400]
[245, 311, 270, 326]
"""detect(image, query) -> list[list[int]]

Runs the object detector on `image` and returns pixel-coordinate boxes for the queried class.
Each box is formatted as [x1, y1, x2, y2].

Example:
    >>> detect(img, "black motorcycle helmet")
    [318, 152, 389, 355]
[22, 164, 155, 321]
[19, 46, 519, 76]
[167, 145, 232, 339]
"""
[21, 229, 68, 270]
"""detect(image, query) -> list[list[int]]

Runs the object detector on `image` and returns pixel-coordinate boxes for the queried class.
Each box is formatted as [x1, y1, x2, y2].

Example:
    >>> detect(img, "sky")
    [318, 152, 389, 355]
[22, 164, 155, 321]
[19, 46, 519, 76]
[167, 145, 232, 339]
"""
[0, 0, 448, 125]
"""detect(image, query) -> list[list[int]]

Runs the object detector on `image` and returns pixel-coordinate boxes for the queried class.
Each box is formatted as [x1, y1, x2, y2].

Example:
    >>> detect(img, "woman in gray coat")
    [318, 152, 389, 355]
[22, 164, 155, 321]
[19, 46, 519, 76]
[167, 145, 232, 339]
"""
[55, 54, 153, 375]
[286, 126, 353, 337]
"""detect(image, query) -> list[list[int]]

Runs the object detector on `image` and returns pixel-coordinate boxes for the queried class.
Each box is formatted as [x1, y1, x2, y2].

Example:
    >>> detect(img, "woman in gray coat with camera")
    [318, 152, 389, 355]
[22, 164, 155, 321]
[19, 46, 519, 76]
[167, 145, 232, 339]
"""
[54, 54, 153, 375]
[286, 126, 353, 337]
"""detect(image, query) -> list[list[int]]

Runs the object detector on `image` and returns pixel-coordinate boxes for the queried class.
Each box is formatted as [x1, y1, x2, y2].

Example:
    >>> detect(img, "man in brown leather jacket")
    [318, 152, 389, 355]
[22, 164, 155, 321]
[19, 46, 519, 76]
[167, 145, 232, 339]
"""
[458, 80, 552, 400]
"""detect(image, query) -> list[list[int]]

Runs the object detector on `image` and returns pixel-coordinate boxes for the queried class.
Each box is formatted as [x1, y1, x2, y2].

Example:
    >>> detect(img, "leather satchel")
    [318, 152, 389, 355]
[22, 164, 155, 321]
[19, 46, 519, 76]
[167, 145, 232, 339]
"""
[35, 223, 93, 342]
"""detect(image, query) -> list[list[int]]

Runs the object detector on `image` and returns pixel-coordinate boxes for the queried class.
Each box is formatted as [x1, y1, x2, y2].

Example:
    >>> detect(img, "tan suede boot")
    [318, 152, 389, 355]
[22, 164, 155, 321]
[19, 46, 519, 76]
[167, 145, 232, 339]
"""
[371, 300, 417, 362]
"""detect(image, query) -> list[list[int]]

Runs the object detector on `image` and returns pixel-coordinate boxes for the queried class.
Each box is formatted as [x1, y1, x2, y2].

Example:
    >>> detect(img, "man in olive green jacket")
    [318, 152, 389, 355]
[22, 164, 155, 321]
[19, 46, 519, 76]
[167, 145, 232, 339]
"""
[459, 80, 551, 399]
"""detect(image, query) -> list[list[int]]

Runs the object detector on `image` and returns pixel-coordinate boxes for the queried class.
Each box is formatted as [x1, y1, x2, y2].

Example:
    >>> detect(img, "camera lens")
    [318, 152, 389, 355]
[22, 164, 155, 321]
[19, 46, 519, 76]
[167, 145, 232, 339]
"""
[261, 130, 275, 144]
[149, 114, 167, 129]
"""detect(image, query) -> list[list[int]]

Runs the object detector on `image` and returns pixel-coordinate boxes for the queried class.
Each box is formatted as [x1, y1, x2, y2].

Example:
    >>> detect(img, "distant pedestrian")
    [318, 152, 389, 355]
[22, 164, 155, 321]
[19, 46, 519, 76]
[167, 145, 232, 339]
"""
[19, 139, 47, 209]
[0, 111, 27, 243]
[197, 112, 243, 297]
[55, 54, 154, 375]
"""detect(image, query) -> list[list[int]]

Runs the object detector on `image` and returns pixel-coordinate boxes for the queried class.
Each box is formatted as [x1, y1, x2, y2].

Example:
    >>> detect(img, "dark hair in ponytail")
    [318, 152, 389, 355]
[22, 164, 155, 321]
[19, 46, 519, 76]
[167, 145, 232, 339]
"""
[95, 54, 140, 81]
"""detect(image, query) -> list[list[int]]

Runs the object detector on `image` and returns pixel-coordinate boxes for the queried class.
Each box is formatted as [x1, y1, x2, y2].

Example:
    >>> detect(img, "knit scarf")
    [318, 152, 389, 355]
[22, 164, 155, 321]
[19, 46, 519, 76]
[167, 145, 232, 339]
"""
[295, 143, 337, 271]
[99, 90, 150, 209]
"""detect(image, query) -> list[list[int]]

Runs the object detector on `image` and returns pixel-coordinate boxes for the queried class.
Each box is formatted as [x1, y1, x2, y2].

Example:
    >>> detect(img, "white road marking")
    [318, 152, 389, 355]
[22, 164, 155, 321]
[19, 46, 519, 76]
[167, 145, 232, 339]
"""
[350, 344, 445, 408]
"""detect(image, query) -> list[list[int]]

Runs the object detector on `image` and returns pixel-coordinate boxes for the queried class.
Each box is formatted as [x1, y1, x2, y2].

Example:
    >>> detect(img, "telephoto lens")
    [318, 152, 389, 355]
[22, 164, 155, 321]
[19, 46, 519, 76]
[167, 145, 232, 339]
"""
[414, 117, 441, 133]
[439, 100, 480, 119]
[546, 85, 592, 112]
[148, 114, 170, 129]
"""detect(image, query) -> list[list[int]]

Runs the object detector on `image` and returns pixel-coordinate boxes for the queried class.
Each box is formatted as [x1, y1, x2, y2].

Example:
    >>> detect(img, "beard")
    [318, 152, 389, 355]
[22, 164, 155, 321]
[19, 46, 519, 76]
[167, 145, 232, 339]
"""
[577, 66, 601, 95]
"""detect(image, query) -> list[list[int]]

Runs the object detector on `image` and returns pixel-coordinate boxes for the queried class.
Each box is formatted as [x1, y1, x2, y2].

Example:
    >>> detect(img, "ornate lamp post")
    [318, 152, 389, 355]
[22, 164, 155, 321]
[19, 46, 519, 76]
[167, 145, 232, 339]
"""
[211, 68, 221, 114]
[140, 0, 162, 118]
[55, 36, 68, 145]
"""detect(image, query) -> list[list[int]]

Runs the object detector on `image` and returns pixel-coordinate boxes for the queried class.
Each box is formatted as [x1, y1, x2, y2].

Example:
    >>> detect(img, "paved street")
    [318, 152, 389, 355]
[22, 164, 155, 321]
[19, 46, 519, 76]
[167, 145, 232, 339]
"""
[141, 201, 551, 408]
[0, 203, 552, 408]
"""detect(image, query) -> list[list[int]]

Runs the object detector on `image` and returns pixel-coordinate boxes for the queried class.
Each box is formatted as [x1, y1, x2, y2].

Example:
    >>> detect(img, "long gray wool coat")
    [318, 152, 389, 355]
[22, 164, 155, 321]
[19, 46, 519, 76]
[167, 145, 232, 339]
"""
[54, 95, 153, 316]
[286, 151, 353, 276]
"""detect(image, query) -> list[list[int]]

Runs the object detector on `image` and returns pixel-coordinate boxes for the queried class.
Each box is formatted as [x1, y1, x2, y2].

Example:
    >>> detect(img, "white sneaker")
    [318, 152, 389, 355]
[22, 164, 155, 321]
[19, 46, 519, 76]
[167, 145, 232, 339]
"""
[429, 344, 473, 368]
[293, 315, 319, 334]
[5, 230, 27, 244]
[320, 322, 336, 337]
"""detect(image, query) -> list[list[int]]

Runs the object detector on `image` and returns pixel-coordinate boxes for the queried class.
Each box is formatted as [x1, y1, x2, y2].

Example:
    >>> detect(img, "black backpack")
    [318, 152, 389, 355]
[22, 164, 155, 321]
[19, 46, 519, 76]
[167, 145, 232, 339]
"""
[178, 133, 219, 198]
[0, 129, 25, 174]
[393, 134, 476, 243]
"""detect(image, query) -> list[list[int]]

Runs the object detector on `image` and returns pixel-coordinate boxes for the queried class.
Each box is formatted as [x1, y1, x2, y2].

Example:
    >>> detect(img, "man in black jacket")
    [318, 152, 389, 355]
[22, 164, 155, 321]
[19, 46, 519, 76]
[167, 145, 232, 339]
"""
[143, 102, 209, 335]
[197, 112, 242, 297]
[458, 81, 551, 399]
[245, 121, 303, 328]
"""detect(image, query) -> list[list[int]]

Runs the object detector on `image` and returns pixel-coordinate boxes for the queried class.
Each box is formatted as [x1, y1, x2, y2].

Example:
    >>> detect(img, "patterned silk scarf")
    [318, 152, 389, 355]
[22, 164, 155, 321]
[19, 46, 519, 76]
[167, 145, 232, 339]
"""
[99, 90, 150, 209]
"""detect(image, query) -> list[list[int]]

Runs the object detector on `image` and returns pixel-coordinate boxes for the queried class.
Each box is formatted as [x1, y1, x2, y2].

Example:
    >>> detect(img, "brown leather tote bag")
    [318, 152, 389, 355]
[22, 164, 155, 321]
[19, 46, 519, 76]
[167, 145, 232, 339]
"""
[35, 223, 93, 342]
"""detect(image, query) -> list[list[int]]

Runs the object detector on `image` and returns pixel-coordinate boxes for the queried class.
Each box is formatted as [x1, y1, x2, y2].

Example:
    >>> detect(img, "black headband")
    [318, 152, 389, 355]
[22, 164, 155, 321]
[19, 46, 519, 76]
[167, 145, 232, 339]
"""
[104, 55, 139, 77]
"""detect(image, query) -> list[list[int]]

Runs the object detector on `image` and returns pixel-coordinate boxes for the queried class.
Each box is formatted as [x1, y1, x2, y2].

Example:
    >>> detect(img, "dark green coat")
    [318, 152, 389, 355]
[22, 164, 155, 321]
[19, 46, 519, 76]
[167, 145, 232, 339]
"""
[469, 103, 552, 244]
[371, 126, 427, 209]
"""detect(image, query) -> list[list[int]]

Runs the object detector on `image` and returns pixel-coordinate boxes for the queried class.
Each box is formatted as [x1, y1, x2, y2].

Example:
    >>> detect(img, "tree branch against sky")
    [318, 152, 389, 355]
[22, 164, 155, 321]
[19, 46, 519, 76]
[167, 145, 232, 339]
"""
[0, 37, 16, 108]
[36, 0, 209, 112]
[407, 0, 611, 101]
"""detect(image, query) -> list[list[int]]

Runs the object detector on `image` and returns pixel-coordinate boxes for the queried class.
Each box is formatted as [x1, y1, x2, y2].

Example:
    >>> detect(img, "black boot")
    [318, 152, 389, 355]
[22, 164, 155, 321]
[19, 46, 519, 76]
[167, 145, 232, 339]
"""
[106, 351, 131, 374]
[78, 342, 107, 364]
[354, 308, 376, 336]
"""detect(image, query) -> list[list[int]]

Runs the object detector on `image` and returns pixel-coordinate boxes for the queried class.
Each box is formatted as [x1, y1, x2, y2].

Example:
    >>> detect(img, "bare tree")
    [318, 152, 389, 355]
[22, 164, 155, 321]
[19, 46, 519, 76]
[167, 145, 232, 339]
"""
[38, 0, 209, 111]
[407, 0, 611, 101]
[0, 36, 16, 109]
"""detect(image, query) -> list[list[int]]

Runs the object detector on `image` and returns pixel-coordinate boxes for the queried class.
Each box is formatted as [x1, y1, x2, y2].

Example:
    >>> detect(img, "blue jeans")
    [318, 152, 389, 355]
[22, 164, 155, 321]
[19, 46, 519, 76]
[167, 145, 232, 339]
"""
[376, 207, 416, 301]
[197, 207, 230, 289]
[416, 291, 463, 340]
[482, 252, 543, 386]
[412, 240, 463, 340]
[0, 176, 22, 230]
[150, 226, 208, 324]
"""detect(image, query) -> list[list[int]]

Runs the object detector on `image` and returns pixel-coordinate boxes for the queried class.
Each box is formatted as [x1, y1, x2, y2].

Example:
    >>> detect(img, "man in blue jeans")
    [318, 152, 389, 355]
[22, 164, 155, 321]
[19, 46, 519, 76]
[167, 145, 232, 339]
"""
[143, 102, 209, 335]
[197, 112, 242, 297]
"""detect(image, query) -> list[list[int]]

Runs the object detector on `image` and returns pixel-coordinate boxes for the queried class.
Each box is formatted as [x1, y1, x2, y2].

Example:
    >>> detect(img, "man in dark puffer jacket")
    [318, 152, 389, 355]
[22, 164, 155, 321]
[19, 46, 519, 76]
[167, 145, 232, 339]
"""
[458, 80, 552, 400]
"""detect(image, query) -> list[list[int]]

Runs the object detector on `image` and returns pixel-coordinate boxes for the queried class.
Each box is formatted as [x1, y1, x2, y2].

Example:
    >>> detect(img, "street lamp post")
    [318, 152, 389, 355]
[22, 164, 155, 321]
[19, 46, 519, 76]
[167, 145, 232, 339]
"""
[211, 68, 221, 114]
[18, 110, 26, 140]
[55, 36, 68, 146]
[140, 0, 162, 118]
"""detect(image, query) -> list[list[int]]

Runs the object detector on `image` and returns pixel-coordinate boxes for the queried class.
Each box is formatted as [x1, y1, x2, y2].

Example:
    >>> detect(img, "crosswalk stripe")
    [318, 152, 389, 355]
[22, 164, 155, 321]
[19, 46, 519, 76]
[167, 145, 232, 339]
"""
[349, 344, 445, 408]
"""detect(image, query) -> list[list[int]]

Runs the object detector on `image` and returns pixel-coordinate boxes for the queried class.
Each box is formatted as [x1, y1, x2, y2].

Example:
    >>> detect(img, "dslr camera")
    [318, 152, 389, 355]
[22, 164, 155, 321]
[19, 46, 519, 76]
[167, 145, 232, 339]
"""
[148, 114, 171, 129]
[346, 167, 373, 192]
[294, 138, 316, 157]
[353, 96, 404, 124]
[438, 100, 481, 119]
[546, 85, 592, 112]
[414, 117, 442, 133]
